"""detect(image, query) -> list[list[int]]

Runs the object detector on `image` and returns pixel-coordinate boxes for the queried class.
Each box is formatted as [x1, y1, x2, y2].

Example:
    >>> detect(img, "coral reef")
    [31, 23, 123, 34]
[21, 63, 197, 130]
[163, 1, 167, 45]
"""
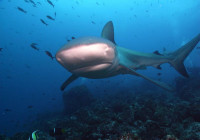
[62, 85, 95, 115]
[175, 67, 200, 101]
[1, 67, 200, 140]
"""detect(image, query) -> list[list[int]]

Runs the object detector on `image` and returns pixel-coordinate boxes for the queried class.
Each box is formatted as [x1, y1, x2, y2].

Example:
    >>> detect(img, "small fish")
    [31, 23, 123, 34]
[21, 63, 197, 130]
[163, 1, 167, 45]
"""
[47, 0, 54, 7]
[30, 43, 39, 51]
[197, 46, 200, 49]
[153, 50, 162, 56]
[71, 36, 75, 40]
[157, 73, 162, 76]
[54, 12, 56, 17]
[66, 37, 76, 42]
[27, 105, 33, 109]
[31, 43, 38, 46]
[163, 47, 166, 52]
[17, 7, 27, 13]
[28, 130, 39, 140]
[49, 128, 67, 137]
[91, 21, 96, 24]
[4, 109, 12, 112]
[45, 51, 54, 59]
[6, 76, 12, 79]
[37, 2, 41, 5]
[0, 48, 3, 51]
[76, 1, 79, 5]
[29, 0, 36, 6]
[25, 64, 31, 69]
[46, 15, 55, 20]
[40, 19, 48, 26]
[31, 45, 39, 50]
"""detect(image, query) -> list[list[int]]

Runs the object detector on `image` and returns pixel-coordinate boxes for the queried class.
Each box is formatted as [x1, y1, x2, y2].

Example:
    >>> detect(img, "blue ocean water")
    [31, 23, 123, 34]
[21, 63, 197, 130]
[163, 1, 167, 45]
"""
[0, 0, 200, 138]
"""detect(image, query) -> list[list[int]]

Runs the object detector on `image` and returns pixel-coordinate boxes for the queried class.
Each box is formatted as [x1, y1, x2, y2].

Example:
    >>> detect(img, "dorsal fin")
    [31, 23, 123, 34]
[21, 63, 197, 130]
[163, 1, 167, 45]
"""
[101, 21, 116, 44]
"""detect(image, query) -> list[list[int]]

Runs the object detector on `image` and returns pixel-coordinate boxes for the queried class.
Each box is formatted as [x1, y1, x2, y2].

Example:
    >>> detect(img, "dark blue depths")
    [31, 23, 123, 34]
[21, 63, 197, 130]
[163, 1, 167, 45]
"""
[0, 0, 200, 139]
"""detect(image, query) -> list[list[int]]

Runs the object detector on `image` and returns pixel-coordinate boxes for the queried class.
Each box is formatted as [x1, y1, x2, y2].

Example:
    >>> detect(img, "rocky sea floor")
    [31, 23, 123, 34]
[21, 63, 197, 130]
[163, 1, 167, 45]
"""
[1, 67, 200, 140]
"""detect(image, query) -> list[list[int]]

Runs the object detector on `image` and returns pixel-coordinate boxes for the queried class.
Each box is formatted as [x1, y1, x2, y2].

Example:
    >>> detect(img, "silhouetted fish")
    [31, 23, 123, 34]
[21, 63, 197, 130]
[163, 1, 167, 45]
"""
[30, 43, 39, 50]
[0, 48, 2, 51]
[6, 76, 12, 79]
[46, 15, 55, 20]
[17, 7, 27, 13]
[25, 64, 31, 69]
[54, 12, 56, 17]
[76, 1, 79, 5]
[153, 50, 162, 56]
[197, 46, 200, 49]
[4, 109, 12, 112]
[31, 43, 38, 46]
[157, 73, 162, 76]
[67, 37, 76, 42]
[40, 19, 48, 26]
[91, 21, 96, 24]
[49, 128, 67, 137]
[45, 51, 54, 59]
[29, 0, 36, 6]
[163, 47, 166, 52]
[27, 105, 33, 109]
[47, 0, 54, 7]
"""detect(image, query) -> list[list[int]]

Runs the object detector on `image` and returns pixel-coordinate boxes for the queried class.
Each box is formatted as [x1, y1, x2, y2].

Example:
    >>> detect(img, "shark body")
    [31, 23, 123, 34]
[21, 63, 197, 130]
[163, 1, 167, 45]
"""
[56, 21, 200, 91]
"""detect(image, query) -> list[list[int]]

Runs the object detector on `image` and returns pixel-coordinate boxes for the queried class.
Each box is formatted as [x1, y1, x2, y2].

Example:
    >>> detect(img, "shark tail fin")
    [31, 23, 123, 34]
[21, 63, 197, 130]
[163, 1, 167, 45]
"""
[169, 34, 200, 78]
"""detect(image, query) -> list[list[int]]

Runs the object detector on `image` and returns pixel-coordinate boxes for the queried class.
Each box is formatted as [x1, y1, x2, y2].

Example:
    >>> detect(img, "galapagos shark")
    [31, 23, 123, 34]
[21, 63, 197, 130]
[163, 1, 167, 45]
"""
[56, 21, 200, 91]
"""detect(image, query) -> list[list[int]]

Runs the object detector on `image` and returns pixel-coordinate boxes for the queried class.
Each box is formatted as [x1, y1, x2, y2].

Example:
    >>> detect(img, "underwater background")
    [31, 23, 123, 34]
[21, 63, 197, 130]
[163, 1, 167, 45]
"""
[0, 0, 200, 139]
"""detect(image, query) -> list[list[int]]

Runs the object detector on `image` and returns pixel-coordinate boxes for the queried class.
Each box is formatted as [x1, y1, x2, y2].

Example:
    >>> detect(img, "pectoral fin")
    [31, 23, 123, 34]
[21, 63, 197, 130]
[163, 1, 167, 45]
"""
[121, 64, 174, 91]
[60, 74, 79, 91]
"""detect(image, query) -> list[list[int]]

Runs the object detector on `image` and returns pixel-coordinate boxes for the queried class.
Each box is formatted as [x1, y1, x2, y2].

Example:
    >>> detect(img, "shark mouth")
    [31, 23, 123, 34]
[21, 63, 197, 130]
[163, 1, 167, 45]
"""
[70, 62, 113, 74]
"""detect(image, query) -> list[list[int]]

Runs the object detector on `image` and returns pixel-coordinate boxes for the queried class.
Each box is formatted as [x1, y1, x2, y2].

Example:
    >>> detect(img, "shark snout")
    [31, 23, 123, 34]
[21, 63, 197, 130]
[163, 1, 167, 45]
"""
[56, 49, 75, 70]
[56, 37, 119, 77]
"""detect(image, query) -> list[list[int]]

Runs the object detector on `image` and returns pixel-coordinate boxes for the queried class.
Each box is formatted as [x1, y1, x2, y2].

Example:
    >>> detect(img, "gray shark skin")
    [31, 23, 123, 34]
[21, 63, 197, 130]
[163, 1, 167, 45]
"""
[56, 21, 200, 91]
